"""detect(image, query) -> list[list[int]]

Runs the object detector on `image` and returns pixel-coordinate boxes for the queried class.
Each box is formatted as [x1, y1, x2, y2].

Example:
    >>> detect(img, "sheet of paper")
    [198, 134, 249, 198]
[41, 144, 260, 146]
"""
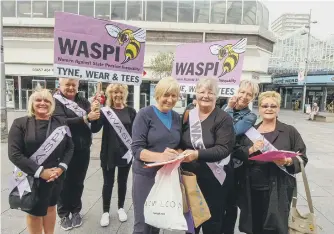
[144, 153, 190, 168]
[249, 150, 300, 162]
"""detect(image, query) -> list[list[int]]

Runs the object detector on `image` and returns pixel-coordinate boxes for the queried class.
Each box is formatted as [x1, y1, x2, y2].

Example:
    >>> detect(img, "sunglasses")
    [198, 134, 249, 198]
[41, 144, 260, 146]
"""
[261, 104, 278, 109]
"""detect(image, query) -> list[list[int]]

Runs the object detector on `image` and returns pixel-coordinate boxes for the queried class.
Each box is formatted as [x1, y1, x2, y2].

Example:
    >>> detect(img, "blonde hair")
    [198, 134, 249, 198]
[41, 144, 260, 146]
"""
[258, 91, 282, 107]
[106, 84, 128, 107]
[28, 88, 55, 117]
[239, 79, 259, 99]
[196, 77, 219, 97]
[154, 76, 180, 101]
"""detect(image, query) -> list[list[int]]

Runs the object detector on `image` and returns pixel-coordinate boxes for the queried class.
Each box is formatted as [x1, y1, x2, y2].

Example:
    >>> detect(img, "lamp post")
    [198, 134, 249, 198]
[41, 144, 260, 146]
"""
[301, 9, 317, 113]
[0, 4, 8, 142]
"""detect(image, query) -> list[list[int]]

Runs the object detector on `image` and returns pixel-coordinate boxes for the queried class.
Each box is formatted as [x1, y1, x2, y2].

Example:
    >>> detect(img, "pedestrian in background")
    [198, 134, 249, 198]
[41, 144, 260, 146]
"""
[8, 88, 74, 234]
[91, 84, 136, 227]
[131, 77, 181, 234]
[54, 78, 100, 231]
[221, 79, 259, 234]
[235, 91, 307, 234]
[181, 78, 235, 234]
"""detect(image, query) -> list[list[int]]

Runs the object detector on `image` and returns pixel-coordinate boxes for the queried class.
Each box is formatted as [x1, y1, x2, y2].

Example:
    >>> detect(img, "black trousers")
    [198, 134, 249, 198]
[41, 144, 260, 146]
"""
[221, 169, 238, 234]
[191, 172, 231, 234]
[57, 148, 90, 218]
[251, 189, 278, 234]
[102, 165, 131, 213]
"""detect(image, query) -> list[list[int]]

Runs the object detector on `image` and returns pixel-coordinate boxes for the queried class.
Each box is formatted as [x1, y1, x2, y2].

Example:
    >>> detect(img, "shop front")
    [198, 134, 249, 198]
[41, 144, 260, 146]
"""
[266, 75, 334, 111]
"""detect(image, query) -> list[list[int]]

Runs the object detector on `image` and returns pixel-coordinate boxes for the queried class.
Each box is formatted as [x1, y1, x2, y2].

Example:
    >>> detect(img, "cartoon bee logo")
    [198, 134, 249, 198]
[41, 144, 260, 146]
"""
[105, 24, 146, 64]
[209, 38, 247, 77]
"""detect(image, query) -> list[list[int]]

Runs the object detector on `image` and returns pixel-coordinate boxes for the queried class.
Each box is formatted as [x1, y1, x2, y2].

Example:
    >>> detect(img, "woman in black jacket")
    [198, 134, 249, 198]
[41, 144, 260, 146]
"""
[8, 88, 74, 234]
[91, 84, 136, 227]
[234, 91, 308, 234]
[181, 78, 235, 234]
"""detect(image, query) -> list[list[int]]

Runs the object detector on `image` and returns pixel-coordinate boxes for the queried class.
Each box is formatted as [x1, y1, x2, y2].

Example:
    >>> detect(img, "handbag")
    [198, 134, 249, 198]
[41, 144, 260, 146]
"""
[8, 119, 51, 212]
[181, 170, 211, 228]
[9, 176, 40, 212]
[288, 156, 317, 234]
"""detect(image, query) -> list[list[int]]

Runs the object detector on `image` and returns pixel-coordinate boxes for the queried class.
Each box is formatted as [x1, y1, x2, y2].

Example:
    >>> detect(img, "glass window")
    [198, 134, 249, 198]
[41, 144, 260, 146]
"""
[226, 0, 242, 24]
[32, 1, 47, 18]
[111, 1, 125, 20]
[194, 0, 209, 23]
[242, 0, 256, 25]
[262, 4, 269, 29]
[48, 1, 62, 18]
[162, 1, 177, 22]
[2, 1, 16, 17]
[178, 0, 193, 23]
[64, 0, 78, 14]
[256, 0, 263, 26]
[95, 1, 110, 20]
[211, 0, 226, 24]
[79, 0, 94, 17]
[17, 0, 32, 18]
[127, 1, 144, 20]
[146, 1, 161, 21]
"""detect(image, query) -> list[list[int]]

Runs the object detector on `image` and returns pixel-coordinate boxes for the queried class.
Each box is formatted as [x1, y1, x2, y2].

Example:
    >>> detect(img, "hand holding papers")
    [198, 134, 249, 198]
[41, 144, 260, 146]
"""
[144, 153, 190, 168]
[249, 150, 301, 162]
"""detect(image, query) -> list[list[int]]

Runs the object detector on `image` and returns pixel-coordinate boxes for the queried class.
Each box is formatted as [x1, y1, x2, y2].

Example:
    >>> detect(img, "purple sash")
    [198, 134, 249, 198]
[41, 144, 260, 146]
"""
[189, 108, 230, 185]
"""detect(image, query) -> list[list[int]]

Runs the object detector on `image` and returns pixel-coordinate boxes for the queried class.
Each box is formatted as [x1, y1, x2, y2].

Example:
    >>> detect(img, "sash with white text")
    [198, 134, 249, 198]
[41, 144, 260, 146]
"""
[101, 106, 133, 164]
[189, 108, 230, 185]
[54, 93, 90, 128]
[10, 126, 71, 198]
[245, 127, 294, 177]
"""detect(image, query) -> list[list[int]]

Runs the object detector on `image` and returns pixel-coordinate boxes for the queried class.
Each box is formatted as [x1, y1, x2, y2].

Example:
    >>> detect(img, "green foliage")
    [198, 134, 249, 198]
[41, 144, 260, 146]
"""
[150, 52, 174, 79]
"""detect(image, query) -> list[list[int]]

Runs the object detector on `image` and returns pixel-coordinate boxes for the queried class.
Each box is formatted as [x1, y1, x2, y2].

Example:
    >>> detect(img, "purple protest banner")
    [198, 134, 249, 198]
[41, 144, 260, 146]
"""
[172, 39, 247, 97]
[54, 12, 146, 86]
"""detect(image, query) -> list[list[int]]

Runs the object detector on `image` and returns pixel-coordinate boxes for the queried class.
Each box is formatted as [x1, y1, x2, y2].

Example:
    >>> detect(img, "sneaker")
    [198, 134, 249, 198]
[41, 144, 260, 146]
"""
[72, 213, 83, 228]
[60, 216, 73, 231]
[117, 208, 127, 222]
[100, 212, 110, 227]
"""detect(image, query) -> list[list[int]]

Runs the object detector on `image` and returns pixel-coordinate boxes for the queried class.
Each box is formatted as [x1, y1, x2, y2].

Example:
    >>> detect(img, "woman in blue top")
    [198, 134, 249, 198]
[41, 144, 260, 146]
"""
[131, 77, 181, 234]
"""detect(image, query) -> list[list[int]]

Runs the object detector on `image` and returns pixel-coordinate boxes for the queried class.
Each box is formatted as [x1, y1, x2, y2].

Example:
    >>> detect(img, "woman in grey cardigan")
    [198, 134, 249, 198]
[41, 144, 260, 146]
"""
[131, 77, 182, 234]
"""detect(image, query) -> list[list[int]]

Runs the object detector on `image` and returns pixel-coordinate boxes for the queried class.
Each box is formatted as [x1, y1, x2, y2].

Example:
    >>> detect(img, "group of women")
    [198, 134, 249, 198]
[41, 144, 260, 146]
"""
[8, 76, 307, 234]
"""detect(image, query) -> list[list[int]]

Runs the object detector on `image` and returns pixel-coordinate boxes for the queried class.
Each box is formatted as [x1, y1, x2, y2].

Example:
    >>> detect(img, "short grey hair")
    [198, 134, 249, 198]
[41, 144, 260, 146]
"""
[196, 77, 219, 97]
[238, 79, 259, 99]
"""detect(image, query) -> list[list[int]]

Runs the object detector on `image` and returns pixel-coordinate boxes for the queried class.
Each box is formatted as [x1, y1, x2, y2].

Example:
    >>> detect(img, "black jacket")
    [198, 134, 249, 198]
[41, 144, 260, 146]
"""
[91, 106, 136, 168]
[53, 92, 92, 150]
[233, 121, 307, 234]
[8, 116, 74, 176]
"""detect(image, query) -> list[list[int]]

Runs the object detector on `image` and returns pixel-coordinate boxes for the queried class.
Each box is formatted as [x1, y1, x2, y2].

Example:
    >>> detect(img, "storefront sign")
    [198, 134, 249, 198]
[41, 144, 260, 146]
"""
[172, 38, 246, 97]
[54, 12, 146, 85]
[273, 77, 300, 85]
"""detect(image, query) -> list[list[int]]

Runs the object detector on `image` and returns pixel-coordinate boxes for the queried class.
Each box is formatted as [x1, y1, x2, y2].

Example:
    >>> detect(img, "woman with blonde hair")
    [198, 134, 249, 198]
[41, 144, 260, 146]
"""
[234, 91, 307, 234]
[8, 88, 73, 234]
[131, 77, 181, 234]
[91, 84, 136, 226]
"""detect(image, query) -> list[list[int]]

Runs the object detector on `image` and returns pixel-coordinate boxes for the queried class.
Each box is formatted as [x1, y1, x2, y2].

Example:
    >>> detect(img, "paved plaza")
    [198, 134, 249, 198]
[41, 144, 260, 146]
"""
[1, 109, 334, 234]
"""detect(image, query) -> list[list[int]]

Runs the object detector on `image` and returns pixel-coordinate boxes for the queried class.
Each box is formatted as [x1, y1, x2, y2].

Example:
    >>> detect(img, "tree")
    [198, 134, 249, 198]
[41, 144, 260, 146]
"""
[150, 52, 174, 79]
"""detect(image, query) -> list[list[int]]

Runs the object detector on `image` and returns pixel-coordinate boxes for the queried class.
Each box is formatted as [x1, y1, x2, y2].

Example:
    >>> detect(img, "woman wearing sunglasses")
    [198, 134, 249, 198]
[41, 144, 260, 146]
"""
[234, 91, 308, 234]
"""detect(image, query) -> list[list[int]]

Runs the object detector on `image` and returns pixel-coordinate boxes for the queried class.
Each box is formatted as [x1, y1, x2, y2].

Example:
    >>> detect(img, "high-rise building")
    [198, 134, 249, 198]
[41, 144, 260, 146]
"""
[271, 13, 310, 36]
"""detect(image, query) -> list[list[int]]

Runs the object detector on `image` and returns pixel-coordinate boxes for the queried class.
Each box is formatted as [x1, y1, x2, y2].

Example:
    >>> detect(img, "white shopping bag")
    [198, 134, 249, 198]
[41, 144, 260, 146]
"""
[144, 161, 188, 231]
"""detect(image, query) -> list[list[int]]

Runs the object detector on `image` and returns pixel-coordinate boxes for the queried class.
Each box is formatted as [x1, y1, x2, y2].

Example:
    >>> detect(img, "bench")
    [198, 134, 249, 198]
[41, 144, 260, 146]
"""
[314, 112, 334, 123]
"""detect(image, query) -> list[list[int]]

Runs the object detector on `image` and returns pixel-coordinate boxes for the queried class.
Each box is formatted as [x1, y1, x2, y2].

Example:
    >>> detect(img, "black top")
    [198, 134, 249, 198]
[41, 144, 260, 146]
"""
[53, 92, 92, 150]
[180, 107, 235, 178]
[8, 116, 74, 175]
[91, 106, 137, 168]
[131, 106, 181, 177]
[249, 131, 277, 190]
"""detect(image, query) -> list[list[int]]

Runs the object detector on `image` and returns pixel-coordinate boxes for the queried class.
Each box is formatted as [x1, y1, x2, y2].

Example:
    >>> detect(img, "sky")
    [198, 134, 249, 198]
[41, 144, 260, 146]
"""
[263, 0, 334, 40]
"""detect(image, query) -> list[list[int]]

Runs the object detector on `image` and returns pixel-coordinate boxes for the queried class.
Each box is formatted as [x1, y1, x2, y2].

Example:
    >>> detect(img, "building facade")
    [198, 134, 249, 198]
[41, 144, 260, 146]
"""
[271, 13, 310, 37]
[3, 0, 275, 112]
[266, 27, 334, 111]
